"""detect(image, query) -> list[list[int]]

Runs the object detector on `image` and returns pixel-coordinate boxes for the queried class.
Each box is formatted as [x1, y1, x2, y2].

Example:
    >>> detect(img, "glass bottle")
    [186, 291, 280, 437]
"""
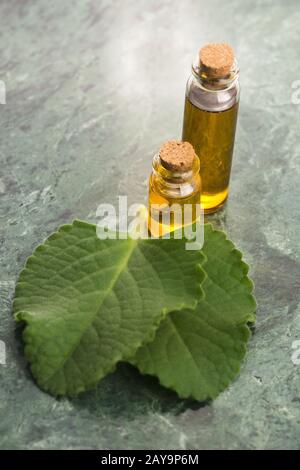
[182, 44, 240, 213]
[148, 140, 201, 237]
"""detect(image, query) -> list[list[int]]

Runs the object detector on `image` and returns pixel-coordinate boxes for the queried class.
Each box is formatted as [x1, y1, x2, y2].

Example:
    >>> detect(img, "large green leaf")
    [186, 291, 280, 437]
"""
[13, 220, 205, 396]
[131, 224, 257, 401]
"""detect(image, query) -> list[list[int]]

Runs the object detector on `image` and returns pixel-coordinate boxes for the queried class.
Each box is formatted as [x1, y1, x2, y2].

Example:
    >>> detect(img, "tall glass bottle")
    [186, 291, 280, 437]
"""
[182, 43, 240, 213]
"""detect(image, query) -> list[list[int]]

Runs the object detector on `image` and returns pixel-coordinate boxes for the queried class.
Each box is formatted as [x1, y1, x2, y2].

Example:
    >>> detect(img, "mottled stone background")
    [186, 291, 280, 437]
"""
[0, 0, 299, 450]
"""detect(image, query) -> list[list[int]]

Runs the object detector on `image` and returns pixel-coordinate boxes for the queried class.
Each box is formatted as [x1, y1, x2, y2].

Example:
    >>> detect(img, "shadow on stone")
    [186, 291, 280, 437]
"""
[71, 363, 208, 419]
[13, 322, 209, 416]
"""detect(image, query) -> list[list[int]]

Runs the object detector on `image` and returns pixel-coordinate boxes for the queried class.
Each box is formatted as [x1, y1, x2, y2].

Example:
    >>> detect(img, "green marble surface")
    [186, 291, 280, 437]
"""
[0, 0, 300, 450]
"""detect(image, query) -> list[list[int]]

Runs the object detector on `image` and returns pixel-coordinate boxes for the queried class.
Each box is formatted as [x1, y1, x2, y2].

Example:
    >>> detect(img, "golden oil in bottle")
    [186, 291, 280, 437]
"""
[182, 43, 240, 213]
[148, 140, 201, 237]
[183, 99, 238, 212]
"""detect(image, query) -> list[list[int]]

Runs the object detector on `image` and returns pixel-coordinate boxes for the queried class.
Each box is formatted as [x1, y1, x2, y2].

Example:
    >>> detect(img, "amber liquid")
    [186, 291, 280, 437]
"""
[148, 174, 201, 237]
[182, 98, 238, 213]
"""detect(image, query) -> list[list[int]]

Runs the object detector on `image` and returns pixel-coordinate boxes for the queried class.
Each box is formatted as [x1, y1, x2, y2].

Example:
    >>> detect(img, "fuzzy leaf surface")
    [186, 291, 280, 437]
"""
[13, 220, 205, 396]
[131, 224, 257, 400]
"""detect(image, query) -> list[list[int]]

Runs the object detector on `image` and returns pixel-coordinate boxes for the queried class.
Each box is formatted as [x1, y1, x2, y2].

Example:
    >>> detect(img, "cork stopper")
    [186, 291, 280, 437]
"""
[159, 140, 197, 172]
[199, 43, 234, 78]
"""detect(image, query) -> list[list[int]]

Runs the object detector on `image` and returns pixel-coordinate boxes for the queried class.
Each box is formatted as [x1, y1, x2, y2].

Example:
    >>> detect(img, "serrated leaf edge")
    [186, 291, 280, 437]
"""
[13, 220, 207, 397]
[131, 223, 257, 400]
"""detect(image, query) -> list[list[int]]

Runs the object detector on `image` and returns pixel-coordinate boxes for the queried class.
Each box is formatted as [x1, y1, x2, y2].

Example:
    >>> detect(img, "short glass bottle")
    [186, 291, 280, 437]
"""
[182, 44, 240, 213]
[148, 142, 201, 237]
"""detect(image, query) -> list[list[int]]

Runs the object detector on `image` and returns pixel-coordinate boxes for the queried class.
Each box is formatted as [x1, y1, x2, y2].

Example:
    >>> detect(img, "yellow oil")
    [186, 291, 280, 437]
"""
[148, 174, 201, 237]
[182, 98, 238, 213]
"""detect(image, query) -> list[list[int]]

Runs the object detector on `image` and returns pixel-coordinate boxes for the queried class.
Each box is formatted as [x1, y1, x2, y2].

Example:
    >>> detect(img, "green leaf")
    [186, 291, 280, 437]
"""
[131, 224, 257, 401]
[13, 220, 205, 396]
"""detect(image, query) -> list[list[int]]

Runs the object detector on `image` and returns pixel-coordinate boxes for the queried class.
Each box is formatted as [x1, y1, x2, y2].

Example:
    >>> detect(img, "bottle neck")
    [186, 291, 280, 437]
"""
[151, 154, 200, 199]
[192, 57, 239, 91]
